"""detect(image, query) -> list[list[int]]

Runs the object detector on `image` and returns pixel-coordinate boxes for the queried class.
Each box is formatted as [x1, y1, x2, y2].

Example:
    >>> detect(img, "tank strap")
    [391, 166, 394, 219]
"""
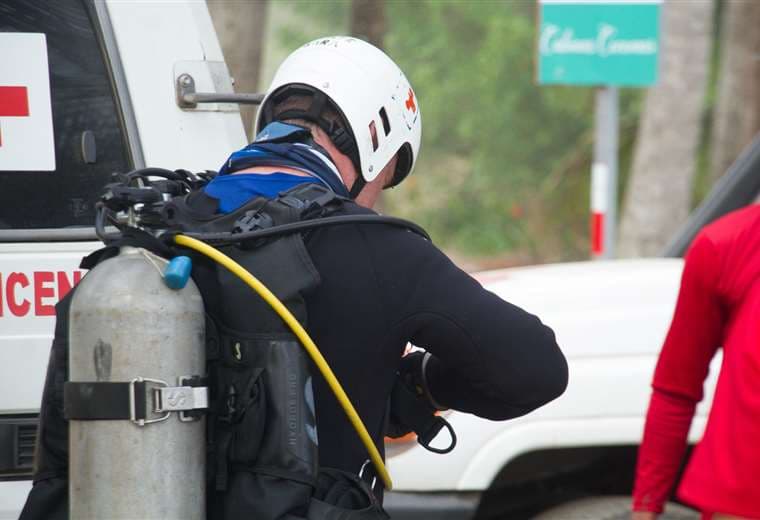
[64, 376, 208, 426]
[80, 228, 175, 270]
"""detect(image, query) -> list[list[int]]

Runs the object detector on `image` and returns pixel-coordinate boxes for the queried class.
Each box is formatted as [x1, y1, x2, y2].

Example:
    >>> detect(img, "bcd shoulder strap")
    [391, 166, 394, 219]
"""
[163, 183, 349, 236]
[168, 183, 359, 520]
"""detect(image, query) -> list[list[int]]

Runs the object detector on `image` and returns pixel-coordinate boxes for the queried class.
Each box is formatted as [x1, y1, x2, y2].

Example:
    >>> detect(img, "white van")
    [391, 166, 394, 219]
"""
[0, 1, 246, 516]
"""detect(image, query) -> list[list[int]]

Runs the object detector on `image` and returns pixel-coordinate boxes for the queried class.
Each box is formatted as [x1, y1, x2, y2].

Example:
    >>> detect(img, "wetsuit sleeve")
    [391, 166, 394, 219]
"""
[378, 230, 568, 421]
[632, 233, 724, 513]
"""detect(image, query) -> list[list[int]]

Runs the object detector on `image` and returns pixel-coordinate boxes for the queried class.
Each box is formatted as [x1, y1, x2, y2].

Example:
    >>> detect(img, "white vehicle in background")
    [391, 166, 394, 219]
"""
[0, 1, 246, 517]
[384, 140, 760, 520]
[1, 1, 759, 519]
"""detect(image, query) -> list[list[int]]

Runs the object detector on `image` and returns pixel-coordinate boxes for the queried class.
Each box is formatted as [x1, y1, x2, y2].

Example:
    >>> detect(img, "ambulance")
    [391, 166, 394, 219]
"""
[2, 1, 760, 519]
[0, 1, 246, 516]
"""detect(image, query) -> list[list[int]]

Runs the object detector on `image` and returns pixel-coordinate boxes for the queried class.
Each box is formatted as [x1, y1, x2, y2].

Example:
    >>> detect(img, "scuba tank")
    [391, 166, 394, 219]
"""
[65, 247, 206, 520]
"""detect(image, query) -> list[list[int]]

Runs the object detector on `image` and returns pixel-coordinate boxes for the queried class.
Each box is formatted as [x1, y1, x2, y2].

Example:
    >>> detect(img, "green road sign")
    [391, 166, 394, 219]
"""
[537, 0, 661, 86]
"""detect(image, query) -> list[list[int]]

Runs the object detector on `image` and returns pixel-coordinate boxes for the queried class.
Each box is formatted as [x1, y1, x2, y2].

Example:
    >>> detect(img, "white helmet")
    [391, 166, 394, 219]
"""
[255, 36, 422, 194]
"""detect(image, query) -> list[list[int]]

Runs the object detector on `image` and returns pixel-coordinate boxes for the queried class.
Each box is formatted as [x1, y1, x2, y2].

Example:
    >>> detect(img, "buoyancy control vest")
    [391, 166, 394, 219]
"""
[163, 183, 391, 519]
[20, 167, 450, 520]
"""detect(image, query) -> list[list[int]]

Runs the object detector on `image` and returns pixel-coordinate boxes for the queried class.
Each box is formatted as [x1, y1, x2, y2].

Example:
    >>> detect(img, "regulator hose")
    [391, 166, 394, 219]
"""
[173, 234, 393, 490]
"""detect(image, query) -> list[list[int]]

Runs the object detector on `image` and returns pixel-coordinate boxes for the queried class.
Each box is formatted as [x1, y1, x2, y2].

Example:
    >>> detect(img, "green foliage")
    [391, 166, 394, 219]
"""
[267, 0, 644, 264]
[384, 0, 600, 261]
[273, 0, 350, 49]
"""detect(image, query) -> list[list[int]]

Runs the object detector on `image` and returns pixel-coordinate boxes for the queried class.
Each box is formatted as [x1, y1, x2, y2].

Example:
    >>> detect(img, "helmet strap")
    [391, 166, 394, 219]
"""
[349, 176, 366, 199]
[266, 88, 365, 197]
[307, 91, 328, 121]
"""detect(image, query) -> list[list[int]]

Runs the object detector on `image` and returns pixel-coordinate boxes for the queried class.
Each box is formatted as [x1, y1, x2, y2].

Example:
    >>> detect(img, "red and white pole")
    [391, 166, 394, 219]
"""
[591, 162, 608, 257]
[591, 86, 618, 259]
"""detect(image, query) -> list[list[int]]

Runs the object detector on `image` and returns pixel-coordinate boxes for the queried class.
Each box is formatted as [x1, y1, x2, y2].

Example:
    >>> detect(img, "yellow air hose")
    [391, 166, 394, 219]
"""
[173, 234, 393, 490]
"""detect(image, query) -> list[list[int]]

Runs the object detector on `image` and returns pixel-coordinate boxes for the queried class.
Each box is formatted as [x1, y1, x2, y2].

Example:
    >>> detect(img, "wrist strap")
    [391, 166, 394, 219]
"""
[420, 353, 448, 411]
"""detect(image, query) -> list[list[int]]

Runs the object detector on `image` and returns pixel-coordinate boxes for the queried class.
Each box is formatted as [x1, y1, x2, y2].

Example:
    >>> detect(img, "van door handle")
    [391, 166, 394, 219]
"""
[176, 73, 264, 109]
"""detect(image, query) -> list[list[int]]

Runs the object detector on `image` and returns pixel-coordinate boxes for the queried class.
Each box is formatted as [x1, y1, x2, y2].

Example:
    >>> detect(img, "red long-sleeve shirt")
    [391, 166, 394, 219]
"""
[633, 204, 760, 518]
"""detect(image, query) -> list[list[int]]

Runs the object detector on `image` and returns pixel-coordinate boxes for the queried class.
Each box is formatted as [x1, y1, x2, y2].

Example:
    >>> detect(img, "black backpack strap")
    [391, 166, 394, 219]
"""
[276, 183, 348, 219]
[80, 228, 175, 270]
[307, 468, 389, 520]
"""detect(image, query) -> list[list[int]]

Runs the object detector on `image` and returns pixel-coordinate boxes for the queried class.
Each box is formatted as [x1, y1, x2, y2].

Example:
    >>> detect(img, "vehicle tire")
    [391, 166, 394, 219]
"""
[532, 496, 699, 520]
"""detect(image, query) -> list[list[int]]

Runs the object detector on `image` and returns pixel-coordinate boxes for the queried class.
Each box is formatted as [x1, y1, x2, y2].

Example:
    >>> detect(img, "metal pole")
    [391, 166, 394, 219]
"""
[591, 86, 619, 259]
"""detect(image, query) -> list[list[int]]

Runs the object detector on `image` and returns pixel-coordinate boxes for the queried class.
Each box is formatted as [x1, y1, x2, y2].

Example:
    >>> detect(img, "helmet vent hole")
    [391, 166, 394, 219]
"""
[379, 107, 391, 136]
[369, 121, 379, 151]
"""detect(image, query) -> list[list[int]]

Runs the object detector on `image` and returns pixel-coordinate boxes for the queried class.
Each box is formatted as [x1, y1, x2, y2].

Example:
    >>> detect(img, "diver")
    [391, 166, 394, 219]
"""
[204, 32, 568, 485]
[20, 36, 568, 520]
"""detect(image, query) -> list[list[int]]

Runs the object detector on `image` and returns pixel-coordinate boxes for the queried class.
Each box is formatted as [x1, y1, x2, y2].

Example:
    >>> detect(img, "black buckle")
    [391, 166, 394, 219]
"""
[233, 210, 274, 234]
[278, 196, 307, 210]
[278, 185, 340, 220]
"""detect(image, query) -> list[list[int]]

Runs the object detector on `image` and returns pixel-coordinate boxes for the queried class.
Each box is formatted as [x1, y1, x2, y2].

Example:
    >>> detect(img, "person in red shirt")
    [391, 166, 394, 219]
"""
[632, 204, 760, 520]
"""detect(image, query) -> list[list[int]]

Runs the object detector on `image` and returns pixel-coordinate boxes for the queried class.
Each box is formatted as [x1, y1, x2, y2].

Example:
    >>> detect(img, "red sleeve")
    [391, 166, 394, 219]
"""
[632, 389, 696, 512]
[632, 233, 724, 513]
[652, 233, 724, 400]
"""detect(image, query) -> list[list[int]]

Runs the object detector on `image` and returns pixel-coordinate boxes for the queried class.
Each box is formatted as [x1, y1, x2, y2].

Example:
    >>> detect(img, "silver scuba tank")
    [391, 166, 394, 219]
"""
[67, 247, 206, 520]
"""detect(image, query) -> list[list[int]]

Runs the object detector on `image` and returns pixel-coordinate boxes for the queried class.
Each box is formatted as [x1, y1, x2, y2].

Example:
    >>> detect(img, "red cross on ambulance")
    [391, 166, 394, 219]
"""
[0, 33, 56, 171]
[0, 86, 30, 146]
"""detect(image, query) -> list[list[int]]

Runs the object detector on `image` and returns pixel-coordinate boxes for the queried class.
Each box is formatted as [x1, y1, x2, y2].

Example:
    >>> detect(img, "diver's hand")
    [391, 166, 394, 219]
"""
[398, 351, 426, 396]
[632, 511, 658, 520]
[385, 352, 427, 438]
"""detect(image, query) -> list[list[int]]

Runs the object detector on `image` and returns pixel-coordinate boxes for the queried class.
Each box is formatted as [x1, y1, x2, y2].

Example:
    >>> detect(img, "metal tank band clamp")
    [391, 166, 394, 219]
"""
[153, 375, 209, 423]
[64, 376, 209, 426]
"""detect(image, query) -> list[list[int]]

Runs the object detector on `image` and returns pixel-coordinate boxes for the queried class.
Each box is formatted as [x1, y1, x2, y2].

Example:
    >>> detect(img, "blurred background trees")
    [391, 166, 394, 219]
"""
[350, 0, 386, 49]
[209, 0, 760, 269]
[708, 0, 760, 185]
[618, 0, 714, 257]
[208, 0, 269, 140]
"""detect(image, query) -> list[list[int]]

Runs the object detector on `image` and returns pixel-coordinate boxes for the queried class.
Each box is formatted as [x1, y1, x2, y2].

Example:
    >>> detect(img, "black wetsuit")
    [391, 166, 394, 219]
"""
[301, 203, 567, 473]
[20, 199, 568, 519]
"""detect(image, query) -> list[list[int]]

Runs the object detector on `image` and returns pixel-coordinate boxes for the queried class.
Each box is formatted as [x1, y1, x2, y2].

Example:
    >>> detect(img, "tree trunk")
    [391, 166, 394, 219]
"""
[351, 0, 387, 208]
[207, 0, 269, 141]
[618, 0, 714, 258]
[708, 0, 760, 183]
[350, 0, 386, 50]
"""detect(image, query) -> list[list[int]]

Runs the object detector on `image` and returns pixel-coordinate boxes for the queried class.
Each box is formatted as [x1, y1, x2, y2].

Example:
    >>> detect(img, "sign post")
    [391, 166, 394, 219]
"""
[592, 87, 618, 258]
[537, 0, 661, 259]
